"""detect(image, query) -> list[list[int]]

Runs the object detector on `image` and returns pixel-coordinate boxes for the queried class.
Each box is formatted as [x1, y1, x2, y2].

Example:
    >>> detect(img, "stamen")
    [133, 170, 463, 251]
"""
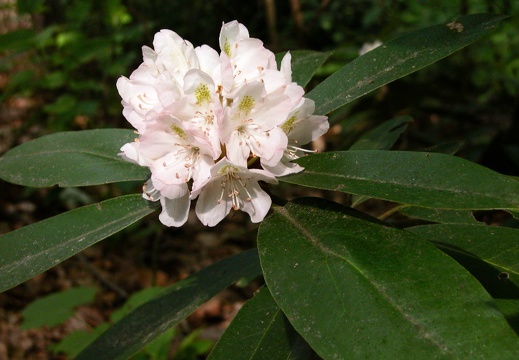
[286, 145, 317, 159]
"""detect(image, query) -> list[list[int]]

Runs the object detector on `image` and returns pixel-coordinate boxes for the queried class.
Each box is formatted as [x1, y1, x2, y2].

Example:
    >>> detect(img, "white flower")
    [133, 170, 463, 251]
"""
[220, 82, 291, 167]
[263, 98, 329, 176]
[191, 159, 277, 226]
[142, 179, 190, 227]
[117, 20, 329, 227]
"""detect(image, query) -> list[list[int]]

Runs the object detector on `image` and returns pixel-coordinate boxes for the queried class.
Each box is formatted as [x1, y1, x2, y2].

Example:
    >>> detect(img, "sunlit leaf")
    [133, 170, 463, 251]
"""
[308, 14, 505, 115]
[258, 198, 519, 358]
[76, 249, 262, 360]
[281, 151, 519, 210]
[0, 195, 157, 293]
[0, 129, 149, 187]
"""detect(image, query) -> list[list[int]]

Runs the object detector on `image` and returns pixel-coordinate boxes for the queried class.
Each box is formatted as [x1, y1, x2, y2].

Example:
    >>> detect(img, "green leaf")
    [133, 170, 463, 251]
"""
[425, 141, 464, 155]
[308, 14, 505, 115]
[141, 328, 175, 360]
[281, 150, 519, 210]
[21, 287, 97, 329]
[208, 286, 312, 360]
[399, 206, 477, 224]
[258, 198, 519, 358]
[175, 328, 213, 359]
[349, 115, 412, 150]
[409, 224, 519, 288]
[17, 0, 46, 14]
[0, 129, 150, 187]
[276, 50, 332, 88]
[110, 287, 166, 323]
[49, 323, 111, 358]
[0, 195, 157, 293]
[0, 29, 35, 52]
[76, 249, 262, 360]
[495, 299, 519, 335]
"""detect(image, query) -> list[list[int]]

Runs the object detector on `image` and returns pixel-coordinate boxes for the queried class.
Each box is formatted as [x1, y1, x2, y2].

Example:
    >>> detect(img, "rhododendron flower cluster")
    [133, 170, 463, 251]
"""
[117, 21, 329, 227]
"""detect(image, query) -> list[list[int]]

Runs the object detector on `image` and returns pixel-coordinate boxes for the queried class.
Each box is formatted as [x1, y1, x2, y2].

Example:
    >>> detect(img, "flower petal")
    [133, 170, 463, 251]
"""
[159, 192, 190, 227]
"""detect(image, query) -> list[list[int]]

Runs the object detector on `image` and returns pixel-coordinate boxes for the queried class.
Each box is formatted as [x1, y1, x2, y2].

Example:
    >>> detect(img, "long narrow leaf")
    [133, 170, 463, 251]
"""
[0, 195, 157, 293]
[281, 151, 519, 210]
[76, 249, 261, 360]
[308, 14, 505, 115]
[0, 129, 149, 187]
[208, 286, 311, 360]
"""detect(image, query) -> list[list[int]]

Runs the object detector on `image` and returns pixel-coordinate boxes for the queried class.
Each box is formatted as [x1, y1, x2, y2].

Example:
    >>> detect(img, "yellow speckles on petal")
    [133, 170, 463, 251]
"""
[195, 83, 211, 105]
[219, 165, 239, 176]
[238, 95, 255, 115]
[223, 40, 232, 58]
[281, 115, 298, 134]
[170, 125, 188, 141]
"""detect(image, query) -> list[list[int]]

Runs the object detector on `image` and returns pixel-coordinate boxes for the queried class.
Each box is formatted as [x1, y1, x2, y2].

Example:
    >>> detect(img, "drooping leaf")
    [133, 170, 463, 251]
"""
[208, 286, 312, 360]
[0, 129, 149, 187]
[281, 151, 519, 210]
[308, 14, 505, 115]
[0, 195, 157, 293]
[258, 198, 519, 359]
[76, 249, 262, 360]
[276, 50, 332, 88]
[349, 115, 412, 150]
[409, 223, 519, 288]
[21, 287, 97, 329]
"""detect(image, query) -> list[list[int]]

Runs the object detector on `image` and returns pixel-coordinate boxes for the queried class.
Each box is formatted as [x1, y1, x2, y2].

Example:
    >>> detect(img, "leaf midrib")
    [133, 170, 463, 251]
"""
[288, 170, 518, 207]
[0, 200, 155, 291]
[274, 206, 456, 356]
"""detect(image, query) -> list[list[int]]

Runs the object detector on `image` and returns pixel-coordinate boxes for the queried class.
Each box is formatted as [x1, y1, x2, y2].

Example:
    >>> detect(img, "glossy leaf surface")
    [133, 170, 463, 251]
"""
[282, 151, 519, 210]
[0, 129, 149, 187]
[308, 14, 505, 115]
[0, 195, 157, 293]
[258, 198, 519, 359]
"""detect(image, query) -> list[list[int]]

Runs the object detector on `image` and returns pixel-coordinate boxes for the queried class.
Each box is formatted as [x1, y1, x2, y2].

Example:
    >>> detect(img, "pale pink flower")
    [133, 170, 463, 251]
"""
[263, 98, 329, 176]
[219, 21, 282, 95]
[142, 179, 190, 227]
[118, 20, 328, 227]
[220, 82, 291, 167]
[168, 69, 224, 160]
[191, 159, 278, 226]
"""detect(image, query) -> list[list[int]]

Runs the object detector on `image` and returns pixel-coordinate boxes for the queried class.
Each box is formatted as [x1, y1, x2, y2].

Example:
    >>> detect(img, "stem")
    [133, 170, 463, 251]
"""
[76, 252, 128, 298]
